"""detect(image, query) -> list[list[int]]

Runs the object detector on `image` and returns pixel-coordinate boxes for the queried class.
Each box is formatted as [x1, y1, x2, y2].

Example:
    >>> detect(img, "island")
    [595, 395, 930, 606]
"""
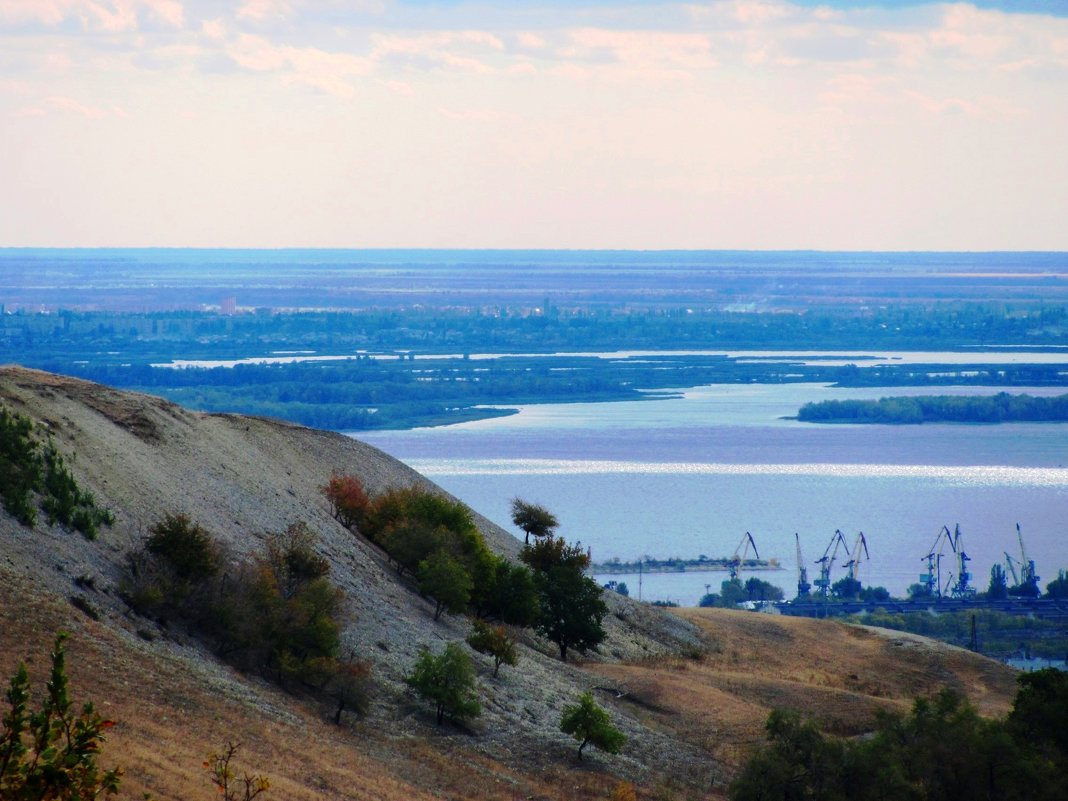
[797, 392, 1068, 424]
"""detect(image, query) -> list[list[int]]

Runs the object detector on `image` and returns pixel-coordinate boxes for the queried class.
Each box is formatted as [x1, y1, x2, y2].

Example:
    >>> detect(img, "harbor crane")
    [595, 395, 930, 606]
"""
[795, 533, 811, 599]
[1004, 552, 1021, 586]
[920, 525, 954, 598]
[942, 524, 975, 598]
[1015, 523, 1040, 596]
[728, 531, 760, 581]
[843, 531, 870, 582]
[813, 529, 850, 599]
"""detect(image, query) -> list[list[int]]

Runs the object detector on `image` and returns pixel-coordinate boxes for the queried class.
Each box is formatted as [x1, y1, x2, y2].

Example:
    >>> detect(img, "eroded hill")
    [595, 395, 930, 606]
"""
[0, 367, 1020, 800]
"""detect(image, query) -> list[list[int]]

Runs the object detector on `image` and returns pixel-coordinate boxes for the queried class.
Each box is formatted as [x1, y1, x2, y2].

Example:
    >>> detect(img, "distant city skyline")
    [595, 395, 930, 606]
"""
[2, 1, 1067, 250]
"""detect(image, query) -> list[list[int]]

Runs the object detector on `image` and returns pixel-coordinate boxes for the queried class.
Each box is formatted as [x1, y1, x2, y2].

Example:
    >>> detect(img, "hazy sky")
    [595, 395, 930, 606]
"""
[2, 1, 1067, 250]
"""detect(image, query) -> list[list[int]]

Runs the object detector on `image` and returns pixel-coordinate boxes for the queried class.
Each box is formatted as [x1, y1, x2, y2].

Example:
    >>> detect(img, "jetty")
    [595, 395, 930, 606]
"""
[591, 555, 782, 575]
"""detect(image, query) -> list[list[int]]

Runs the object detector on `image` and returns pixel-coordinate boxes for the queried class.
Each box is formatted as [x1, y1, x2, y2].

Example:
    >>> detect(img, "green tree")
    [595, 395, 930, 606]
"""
[831, 576, 862, 600]
[987, 563, 1009, 600]
[559, 692, 625, 760]
[510, 498, 558, 545]
[0, 634, 123, 800]
[520, 536, 606, 661]
[466, 620, 517, 677]
[145, 512, 221, 583]
[405, 643, 481, 726]
[477, 559, 540, 628]
[1045, 570, 1068, 600]
[417, 550, 473, 621]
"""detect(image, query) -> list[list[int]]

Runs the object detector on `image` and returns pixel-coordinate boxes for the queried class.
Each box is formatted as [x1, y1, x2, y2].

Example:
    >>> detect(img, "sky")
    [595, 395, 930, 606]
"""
[1, 0, 1067, 250]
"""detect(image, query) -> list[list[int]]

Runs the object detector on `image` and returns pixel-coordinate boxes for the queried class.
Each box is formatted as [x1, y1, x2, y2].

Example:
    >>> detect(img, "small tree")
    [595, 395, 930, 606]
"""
[205, 742, 270, 801]
[405, 643, 481, 726]
[145, 512, 221, 582]
[1046, 570, 1068, 600]
[510, 498, 558, 545]
[0, 634, 123, 799]
[321, 473, 368, 530]
[559, 692, 625, 760]
[467, 620, 517, 677]
[987, 563, 1009, 600]
[418, 550, 473, 621]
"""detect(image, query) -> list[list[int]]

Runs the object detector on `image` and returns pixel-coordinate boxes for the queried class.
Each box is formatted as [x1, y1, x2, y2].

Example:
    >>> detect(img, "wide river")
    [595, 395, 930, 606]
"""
[355, 377, 1068, 607]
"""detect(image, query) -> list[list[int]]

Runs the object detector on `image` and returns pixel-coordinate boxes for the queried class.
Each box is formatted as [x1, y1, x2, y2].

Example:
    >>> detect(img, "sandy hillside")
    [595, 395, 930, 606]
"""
[0, 366, 1021, 800]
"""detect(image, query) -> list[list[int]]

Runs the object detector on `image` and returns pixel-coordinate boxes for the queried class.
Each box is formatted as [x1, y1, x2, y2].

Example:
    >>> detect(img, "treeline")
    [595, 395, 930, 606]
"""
[7, 302, 1068, 359]
[22, 356, 1068, 431]
[798, 392, 1068, 424]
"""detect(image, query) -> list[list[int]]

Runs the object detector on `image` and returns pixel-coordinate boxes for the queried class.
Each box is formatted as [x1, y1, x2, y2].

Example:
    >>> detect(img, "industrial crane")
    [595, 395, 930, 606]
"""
[1014, 523, 1040, 596]
[920, 525, 953, 598]
[813, 529, 850, 599]
[728, 531, 760, 581]
[947, 524, 975, 599]
[843, 531, 870, 582]
[795, 533, 811, 599]
[1004, 551, 1021, 586]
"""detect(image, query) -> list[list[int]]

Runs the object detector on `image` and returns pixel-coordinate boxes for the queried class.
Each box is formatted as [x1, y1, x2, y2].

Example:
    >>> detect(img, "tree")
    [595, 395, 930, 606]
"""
[1045, 570, 1068, 600]
[467, 620, 517, 677]
[405, 643, 481, 725]
[417, 550, 473, 621]
[831, 576, 861, 600]
[145, 512, 221, 583]
[521, 536, 606, 661]
[559, 692, 625, 760]
[0, 634, 123, 800]
[744, 577, 784, 602]
[321, 472, 368, 530]
[478, 559, 540, 627]
[510, 498, 558, 545]
[987, 563, 1009, 600]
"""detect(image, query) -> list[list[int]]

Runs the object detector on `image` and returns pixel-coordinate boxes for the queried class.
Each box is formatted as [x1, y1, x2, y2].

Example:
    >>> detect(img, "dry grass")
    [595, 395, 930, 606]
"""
[585, 607, 1019, 774]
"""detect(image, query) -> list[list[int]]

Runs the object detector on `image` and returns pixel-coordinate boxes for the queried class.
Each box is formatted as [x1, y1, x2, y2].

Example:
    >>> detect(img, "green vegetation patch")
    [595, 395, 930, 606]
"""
[0, 404, 114, 537]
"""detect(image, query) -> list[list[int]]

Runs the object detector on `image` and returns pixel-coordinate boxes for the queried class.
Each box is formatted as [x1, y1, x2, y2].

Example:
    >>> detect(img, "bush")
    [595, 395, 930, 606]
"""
[0, 634, 123, 800]
[205, 742, 270, 801]
[0, 405, 42, 525]
[559, 691, 625, 760]
[145, 512, 222, 583]
[405, 642, 481, 726]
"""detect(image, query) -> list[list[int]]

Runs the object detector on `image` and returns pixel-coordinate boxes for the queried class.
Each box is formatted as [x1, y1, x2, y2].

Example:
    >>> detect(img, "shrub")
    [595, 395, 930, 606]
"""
[0, 633, 123, 800]
[405, 643, 481, 726]
[466, 620, 517, 677]
[205, 742, 270, 801]
[559, 692, 625, 760]
[40, 442, 113, 539]
[145, 513, 222, 583]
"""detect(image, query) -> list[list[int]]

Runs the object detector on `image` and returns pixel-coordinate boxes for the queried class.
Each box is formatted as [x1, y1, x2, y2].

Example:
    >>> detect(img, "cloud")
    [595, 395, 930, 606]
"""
[226, 32, 372, 96]
[11, 94, 125, 118]
[0, 0, 183, 31]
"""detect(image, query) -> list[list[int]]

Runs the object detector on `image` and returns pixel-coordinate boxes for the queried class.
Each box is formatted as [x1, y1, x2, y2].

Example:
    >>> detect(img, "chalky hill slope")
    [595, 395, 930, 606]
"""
[0, 366, 1018, 801]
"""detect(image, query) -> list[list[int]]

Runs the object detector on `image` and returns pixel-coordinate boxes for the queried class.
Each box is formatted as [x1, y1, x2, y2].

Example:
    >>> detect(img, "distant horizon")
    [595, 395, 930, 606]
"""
[4, 246, 1067, 255]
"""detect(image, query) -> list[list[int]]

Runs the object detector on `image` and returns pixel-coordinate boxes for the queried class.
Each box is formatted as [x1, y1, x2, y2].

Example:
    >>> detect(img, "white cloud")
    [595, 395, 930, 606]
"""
[0, 0, 183, 31]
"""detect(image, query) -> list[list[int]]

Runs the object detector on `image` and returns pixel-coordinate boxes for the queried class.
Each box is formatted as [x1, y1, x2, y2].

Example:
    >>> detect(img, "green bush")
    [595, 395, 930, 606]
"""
[0, 634, 123, 800]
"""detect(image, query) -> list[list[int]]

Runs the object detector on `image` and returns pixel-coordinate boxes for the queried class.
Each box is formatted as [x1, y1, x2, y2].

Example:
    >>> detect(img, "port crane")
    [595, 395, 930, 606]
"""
[920, 525, 954, 598]
[843, 531, 870, 582]
[1013, 523, 1040, 596]
[728, 532, 760, 581]
[813, 529, 850, 599]
[948, 524, 976, 598]
[795, 533, 811, 599]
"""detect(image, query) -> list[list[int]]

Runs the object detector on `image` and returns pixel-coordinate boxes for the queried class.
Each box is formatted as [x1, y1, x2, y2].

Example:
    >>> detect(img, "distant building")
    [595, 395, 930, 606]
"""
[220, 297, 237, 315]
